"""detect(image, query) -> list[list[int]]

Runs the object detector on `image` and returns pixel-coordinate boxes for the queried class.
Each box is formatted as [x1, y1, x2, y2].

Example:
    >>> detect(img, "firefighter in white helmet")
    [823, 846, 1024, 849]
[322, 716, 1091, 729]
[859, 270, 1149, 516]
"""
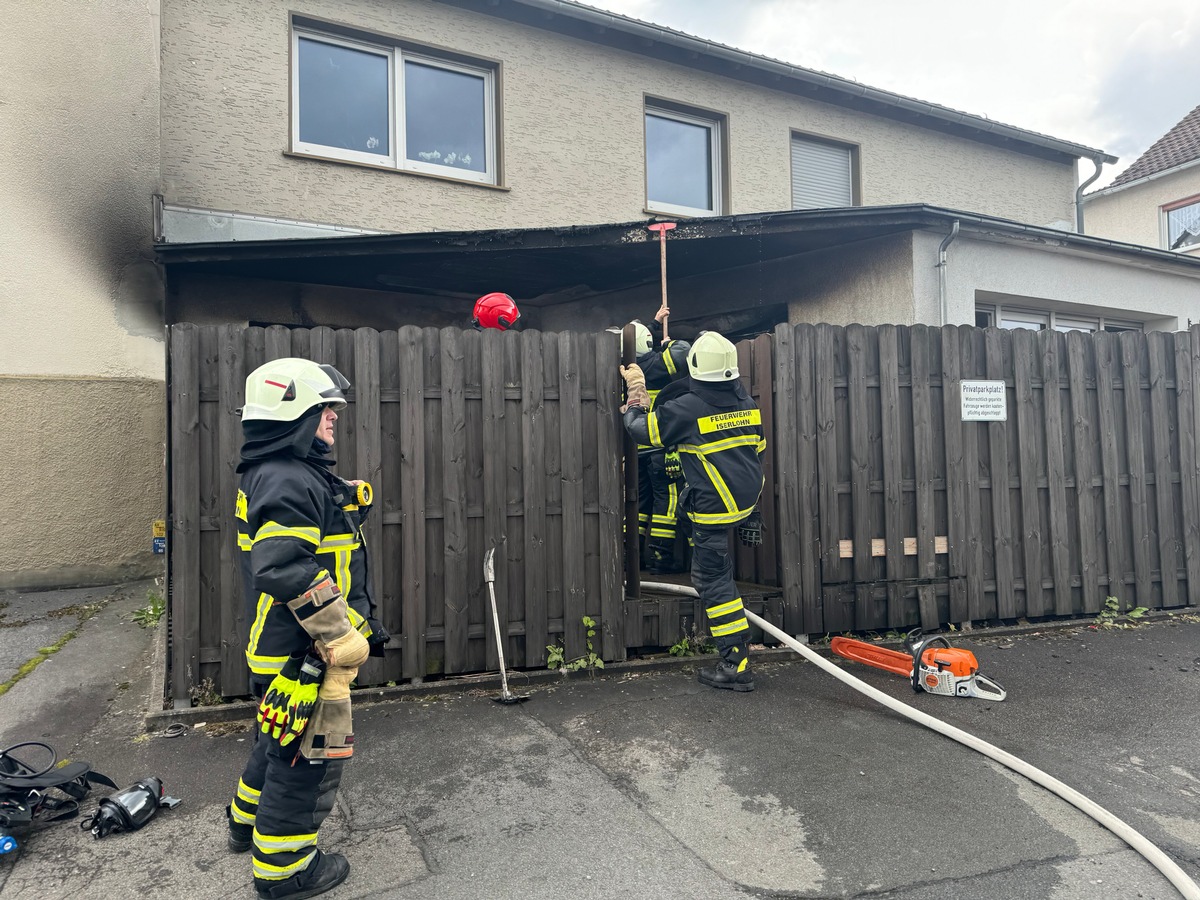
[608, 308, 690, 573]
[227, 358, 387, 899]
[621, 331, 765, 691]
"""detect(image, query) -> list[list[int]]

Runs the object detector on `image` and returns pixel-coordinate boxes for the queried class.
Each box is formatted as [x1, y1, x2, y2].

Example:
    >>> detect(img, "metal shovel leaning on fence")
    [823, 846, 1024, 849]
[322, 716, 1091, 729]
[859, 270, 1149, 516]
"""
[483, 547, 529, 705]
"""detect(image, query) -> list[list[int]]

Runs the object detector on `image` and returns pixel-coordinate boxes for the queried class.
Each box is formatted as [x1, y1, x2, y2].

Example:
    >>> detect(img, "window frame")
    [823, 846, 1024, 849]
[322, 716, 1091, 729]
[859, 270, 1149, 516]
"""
[1161, 193, 1200, 253]
[975, 302, 1143, 334]
[643, 101, 725, 218]
[790, 131, 859, 210]
[290, 24, 499, 185]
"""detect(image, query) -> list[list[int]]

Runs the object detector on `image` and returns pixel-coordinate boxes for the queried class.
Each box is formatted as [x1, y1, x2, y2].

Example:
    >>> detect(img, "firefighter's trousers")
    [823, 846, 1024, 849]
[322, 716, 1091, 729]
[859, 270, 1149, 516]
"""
[231, 677, 345, 886]
[638, 452, 680, 554]
[691, 524, 751, 666]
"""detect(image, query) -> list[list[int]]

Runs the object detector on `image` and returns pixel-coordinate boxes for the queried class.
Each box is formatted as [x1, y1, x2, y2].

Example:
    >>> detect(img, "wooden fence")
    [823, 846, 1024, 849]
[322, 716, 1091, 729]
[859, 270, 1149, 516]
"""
[167, 322, 1200, 702]
[773, 323, 1200, 637]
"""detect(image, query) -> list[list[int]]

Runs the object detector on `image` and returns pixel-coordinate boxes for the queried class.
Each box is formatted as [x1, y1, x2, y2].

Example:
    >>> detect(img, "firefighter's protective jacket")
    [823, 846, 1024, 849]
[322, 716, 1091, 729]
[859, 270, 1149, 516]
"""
[236, 456, 376, 676]
[632, 339, 690, 453]
[625, 377, 766, 527]
[637, 339, 690, 402]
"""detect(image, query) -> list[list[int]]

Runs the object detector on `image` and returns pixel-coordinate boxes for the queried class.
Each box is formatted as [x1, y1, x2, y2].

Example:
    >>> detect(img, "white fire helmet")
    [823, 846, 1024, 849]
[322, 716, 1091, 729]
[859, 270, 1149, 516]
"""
[241, 358, 349, 422]
[687, 331, 739, 382]
[605, 320, 653, 356]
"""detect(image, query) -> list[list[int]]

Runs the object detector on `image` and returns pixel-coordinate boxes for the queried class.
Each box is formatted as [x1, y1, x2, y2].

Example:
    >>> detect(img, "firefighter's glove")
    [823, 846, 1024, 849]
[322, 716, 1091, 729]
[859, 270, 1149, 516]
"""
[317, 626, 371, 670]
[299, 665, 358, 761]
[366, 616, 390, 659]
[279, 655, 324, 748]
[621, 364, 650, 412]
[664, 449, 683, 480]
[257, 654, 304, 741]
[737, 509, 764, 547]
[287, 574, 356, 646]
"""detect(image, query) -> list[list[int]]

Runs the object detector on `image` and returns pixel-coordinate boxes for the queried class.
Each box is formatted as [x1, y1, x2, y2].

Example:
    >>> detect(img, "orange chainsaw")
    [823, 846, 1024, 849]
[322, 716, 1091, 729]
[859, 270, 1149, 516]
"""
[830, 630, 1007, 701]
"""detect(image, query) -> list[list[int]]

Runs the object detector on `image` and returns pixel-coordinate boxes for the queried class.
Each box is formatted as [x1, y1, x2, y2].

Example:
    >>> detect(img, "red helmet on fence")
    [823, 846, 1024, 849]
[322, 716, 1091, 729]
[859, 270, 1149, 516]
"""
[472, 292, 521, 331]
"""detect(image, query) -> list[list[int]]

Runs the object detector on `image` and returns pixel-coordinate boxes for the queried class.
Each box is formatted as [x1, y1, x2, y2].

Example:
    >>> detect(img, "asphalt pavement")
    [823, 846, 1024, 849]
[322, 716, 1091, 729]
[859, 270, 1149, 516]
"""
[1, 580, 1199, 899]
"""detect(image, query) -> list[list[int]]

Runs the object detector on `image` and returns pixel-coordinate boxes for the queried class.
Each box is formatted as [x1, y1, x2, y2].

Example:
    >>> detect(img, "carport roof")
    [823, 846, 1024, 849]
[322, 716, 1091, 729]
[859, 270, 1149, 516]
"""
[155, 205, 1200, 304]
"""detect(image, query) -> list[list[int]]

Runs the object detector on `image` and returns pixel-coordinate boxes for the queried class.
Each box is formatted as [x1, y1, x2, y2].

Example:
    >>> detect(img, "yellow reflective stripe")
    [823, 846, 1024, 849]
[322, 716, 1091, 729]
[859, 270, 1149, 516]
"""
[696, 408, 761, 434]
[253, 830, 318, 852]
[348, 606, 368, 636]
[245, 592, 272, 666]
[662, 345, 677, 375]
[647, 388, 661, 403]
[736, 657, 749, 673]
[758, 438, 767, 454]
[237, 779, 261, 803]
[649, 528, 675, 537]
[707, 598, 744, 619]
[230, 802, 256, 825]
[245, 654, 288, 675]
[710, 617, 748, 637]
[253, 849, 317, 880]
[317, 533, 358, 551]
[679, 434, 763, 455]
[647, 411, 662, 447]
[666, 481, 679, 517]
[689, 508, 754, 525]
[253, 522, 320, 546]
[237, 532, 252, 550]
[698, 454, 737, 514]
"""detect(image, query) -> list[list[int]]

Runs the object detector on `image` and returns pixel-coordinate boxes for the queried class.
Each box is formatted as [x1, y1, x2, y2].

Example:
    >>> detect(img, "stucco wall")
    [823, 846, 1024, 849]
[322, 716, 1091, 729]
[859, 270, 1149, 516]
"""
[1083, 165, 1200, 254]
[784, 233, 917, 326]
[1, 0, 164, 588]
[930, 230, 1198, 331]
[160, 0, 1077, 234]
[1, 378, 166, 590]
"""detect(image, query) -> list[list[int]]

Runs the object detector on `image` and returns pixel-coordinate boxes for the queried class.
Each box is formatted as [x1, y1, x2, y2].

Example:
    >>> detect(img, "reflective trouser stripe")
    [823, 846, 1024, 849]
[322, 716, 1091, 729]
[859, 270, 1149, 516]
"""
[237, 678, 347, 885]
[691, 524, 749, 659]
[231, 778, 260, 825]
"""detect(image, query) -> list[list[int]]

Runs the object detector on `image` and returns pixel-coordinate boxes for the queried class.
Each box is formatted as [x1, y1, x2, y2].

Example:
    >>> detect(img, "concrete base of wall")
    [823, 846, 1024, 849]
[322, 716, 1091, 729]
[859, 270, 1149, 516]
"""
[2, 376, 167, 591]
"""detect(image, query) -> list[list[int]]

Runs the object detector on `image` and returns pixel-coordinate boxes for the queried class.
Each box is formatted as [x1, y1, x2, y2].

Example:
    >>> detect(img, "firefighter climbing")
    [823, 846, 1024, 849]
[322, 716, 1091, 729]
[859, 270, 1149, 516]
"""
[620, 331, 766, 691]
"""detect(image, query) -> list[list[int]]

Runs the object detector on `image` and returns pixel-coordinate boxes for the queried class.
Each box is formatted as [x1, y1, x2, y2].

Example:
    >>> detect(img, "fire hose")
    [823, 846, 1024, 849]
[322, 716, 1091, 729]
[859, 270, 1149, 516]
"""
[640, 581, 1200, 900]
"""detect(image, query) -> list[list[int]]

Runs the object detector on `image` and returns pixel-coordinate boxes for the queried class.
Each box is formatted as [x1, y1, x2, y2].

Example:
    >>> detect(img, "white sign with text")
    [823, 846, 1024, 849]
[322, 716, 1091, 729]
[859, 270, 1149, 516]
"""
[960, 380, 1007, 421]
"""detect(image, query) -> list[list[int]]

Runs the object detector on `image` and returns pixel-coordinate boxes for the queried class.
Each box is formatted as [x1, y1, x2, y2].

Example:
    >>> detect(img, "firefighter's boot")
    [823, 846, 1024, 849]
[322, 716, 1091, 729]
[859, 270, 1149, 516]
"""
[696, 657, 748, 696]
[227, 804, 252, 853]
[255, 849, 350, 900]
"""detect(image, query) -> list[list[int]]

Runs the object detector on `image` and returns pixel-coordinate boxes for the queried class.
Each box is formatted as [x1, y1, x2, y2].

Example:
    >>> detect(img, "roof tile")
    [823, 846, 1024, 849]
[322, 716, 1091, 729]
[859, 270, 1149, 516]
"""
[1109, 103, 1200, 188]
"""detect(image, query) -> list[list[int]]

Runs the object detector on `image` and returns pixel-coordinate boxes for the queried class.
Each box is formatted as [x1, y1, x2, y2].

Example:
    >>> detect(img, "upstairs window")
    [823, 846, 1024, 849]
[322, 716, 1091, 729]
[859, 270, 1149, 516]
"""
[292, 26, 498, 184]
[1164, 196, 1200, 251]
[791, 134, 857, 209]
[645, 102, 724, 217]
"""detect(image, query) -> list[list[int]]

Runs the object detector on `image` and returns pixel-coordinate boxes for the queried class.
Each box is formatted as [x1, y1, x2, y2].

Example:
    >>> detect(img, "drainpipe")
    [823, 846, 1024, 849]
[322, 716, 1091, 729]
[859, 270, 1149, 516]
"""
[1075, 156, 1106, 233]
[936, 220, 960, 326]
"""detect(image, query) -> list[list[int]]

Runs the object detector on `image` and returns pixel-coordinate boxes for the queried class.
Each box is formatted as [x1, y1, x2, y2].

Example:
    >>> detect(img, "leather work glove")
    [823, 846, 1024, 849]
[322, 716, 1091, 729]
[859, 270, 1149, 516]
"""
[620, 363, 646, 392]
[737, 508, 764, 547]
[664, 449, 683, 480]
[620, 364, 650, 412]
[366, 617, 390, 659]
[257, 655, 303, 741]
[279, 655, 325, 748]
[299, 665, 359, 761]
[316, 624, 371, 669]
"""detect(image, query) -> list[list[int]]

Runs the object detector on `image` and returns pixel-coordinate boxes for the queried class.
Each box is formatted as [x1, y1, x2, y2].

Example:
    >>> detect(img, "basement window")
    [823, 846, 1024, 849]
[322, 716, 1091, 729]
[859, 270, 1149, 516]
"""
[291, 25, 498, 184]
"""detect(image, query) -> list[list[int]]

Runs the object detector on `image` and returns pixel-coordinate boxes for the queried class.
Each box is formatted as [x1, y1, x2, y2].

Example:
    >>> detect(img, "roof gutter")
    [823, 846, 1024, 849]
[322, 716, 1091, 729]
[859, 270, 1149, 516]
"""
[489, 0, 1117, 164]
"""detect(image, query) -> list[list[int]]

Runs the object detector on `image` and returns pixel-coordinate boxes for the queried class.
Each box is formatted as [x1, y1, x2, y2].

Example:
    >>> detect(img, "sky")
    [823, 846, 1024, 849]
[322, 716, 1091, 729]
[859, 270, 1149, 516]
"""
[582, 0, 1200, 189]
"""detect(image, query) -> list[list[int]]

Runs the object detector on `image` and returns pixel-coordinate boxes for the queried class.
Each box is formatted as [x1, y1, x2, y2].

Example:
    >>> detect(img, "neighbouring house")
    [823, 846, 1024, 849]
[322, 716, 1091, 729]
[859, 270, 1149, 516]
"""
[5, 0, 1200, 590]
[1083, 103, 1200, 268]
